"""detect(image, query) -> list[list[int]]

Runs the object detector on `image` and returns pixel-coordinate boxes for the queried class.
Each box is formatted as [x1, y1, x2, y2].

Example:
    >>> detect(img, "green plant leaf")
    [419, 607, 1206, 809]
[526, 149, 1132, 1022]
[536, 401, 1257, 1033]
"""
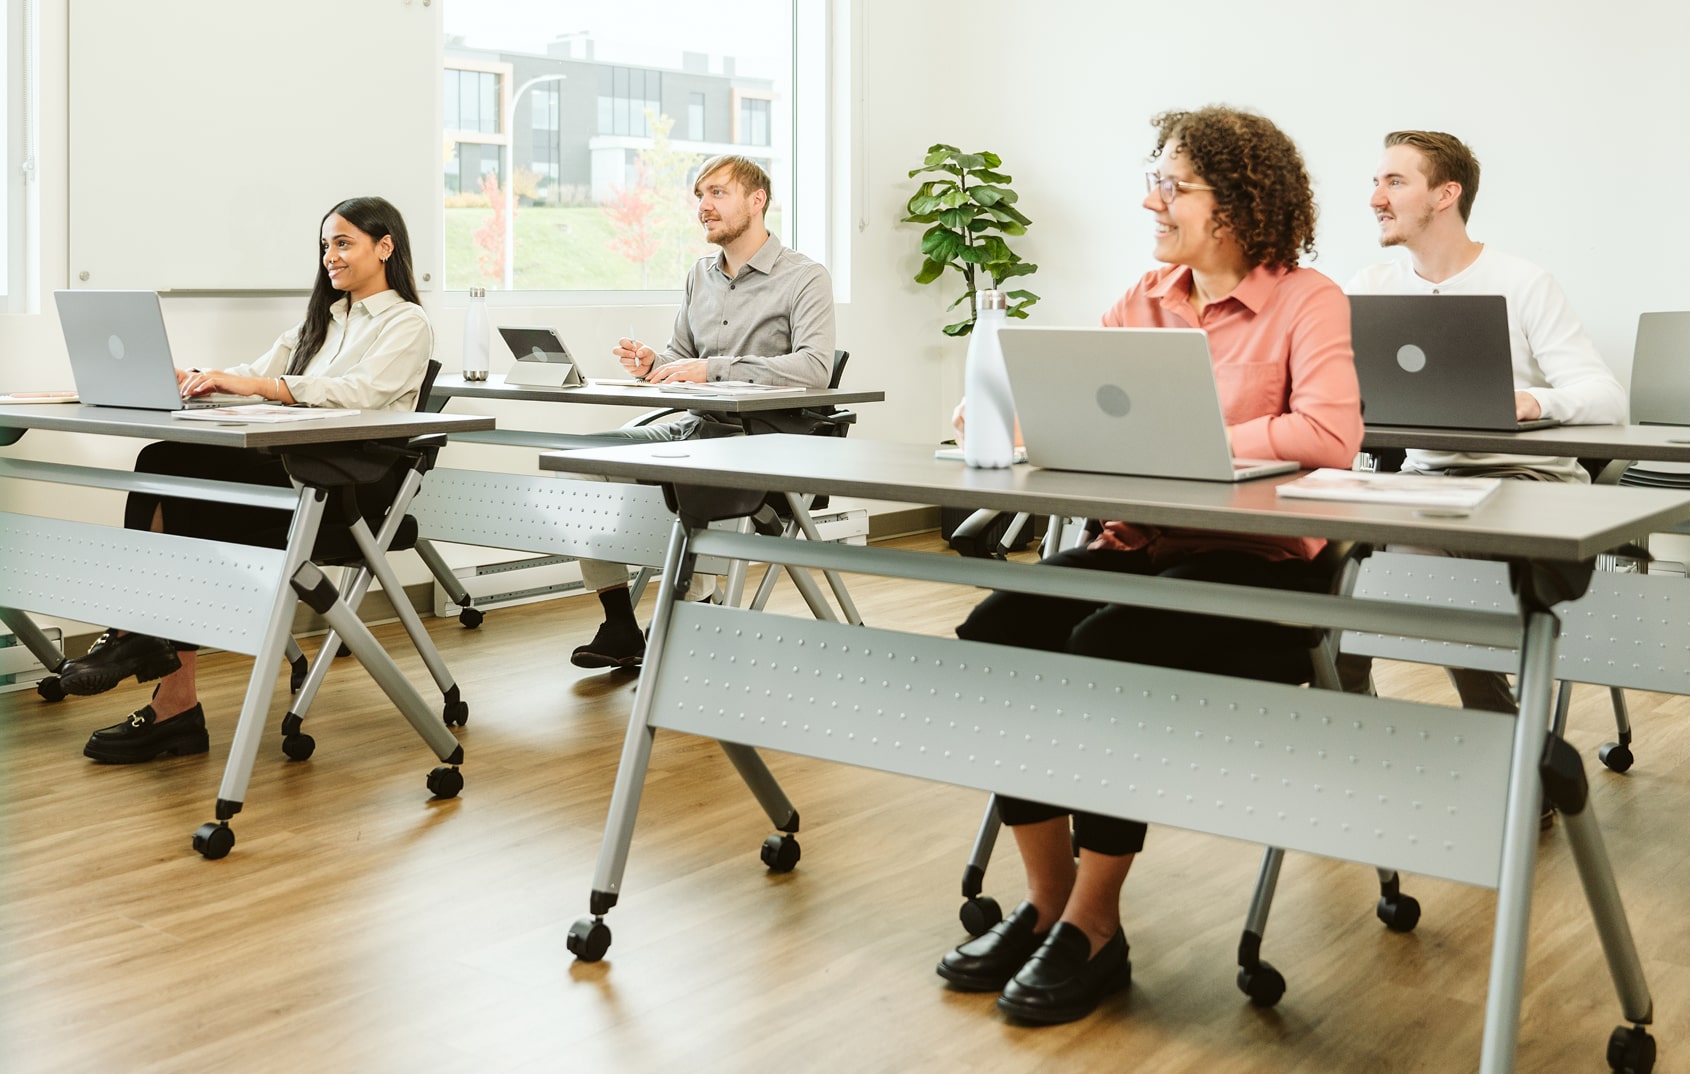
[938, 188, 971, 209]
[913, 258, 948, 285]
[994, 261, 1039, 280]
[986, 203, 1032, 227]
[974, 235, 1013, 262]
[1005, 288, 1040, 302]
[920, 227, 966, 262]
[967, 168, 1012, 184]
[979, 150, 1002, 168]
[943, 319, 975, 337]
[905, 193, 947, 216]
[945, 291, 973, 311]
[937, 207, 975, 229]
[952, 152, 986, 170]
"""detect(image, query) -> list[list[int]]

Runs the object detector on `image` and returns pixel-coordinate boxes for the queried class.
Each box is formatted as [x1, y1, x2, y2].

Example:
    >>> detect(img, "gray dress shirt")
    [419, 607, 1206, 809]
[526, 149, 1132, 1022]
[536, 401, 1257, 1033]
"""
[654, 235, 836, 387]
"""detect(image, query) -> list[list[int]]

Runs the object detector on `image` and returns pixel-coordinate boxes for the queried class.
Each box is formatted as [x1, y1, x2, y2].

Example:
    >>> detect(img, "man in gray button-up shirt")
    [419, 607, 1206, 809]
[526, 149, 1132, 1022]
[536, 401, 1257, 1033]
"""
[574, 155, 838, 671]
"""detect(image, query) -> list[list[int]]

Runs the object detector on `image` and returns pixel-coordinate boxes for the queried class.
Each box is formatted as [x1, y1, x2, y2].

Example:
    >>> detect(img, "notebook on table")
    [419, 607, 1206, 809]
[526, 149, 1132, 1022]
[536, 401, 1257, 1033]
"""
[1348, 293, 1557, 432]
[996, 325, 1299, 482]
[53, 290, 265, 411]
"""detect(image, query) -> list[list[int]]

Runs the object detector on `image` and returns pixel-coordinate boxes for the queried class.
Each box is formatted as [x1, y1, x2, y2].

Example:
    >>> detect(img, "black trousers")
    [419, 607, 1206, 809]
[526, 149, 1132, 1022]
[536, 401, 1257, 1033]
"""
[955, 545, 1332, 856]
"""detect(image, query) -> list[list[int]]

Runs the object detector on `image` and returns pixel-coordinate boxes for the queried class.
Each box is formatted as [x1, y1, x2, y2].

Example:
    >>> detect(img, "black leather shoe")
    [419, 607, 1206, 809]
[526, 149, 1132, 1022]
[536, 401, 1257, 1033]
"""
[84, 703, 210, 764]
[58, 630, 182, 696]
[937, 901, 1049, 992]
[997, 923, 1131, 1024]
[571, 620, 645, 670]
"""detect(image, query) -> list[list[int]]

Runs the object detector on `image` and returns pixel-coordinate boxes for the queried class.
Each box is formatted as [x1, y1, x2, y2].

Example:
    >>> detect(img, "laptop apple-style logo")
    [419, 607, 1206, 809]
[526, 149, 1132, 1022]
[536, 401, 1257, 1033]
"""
[1396, 344, 1427, 373]
[107, 334, 126, 361]
[1096, 383, 1131, 417]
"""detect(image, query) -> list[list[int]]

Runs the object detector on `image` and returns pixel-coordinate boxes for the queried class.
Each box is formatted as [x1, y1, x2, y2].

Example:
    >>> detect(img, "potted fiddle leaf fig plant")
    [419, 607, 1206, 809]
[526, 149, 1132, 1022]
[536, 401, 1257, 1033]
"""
[904, 144, 1039, 336]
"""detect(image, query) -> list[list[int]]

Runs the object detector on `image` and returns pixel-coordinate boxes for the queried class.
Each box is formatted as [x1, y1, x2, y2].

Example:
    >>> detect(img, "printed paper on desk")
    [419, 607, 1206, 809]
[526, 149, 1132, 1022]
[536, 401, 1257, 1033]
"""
[657, 381, 806, 396]
[1275, 468, 1502, 509]
[0, 391, 80, 404]
[171, 405, 362, 423]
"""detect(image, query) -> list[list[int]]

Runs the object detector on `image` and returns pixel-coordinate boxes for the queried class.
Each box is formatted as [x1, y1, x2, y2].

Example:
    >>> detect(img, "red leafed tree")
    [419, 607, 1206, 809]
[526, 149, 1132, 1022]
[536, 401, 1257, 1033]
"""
[603, 159, 659, 288]
[472, 172, 506, 282]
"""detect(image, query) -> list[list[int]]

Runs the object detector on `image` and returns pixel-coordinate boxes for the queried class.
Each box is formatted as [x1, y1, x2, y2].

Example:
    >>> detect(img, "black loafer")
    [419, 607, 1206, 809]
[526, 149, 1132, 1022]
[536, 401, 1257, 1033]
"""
[997, 923, 1131, 1024]
[937, 900, 1049, 992]
[58, 630, 182, 696]
[84, 703, 210, 764]
[571, 620, 645, 670]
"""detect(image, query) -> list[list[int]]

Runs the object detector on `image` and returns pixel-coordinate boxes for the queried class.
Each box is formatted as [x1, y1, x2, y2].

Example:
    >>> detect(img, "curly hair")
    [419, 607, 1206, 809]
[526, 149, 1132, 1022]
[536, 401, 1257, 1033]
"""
[1150, 107, 1317, 270]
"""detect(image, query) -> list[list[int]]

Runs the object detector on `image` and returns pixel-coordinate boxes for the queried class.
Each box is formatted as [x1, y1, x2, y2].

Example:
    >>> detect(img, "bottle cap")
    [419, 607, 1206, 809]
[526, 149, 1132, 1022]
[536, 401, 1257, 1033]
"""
[469, 287, 486, 298]
[976, 289, 1007, 310]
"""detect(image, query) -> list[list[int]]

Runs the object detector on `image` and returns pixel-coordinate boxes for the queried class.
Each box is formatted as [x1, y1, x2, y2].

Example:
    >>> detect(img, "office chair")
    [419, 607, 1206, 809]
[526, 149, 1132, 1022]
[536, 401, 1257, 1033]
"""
[951, 540, 1422, 1008]
[272, 359, 472, 762]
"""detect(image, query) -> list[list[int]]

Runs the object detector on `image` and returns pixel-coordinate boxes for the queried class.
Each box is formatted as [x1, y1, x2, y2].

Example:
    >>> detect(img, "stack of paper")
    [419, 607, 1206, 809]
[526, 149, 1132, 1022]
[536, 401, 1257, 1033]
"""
[1275, 468, 1501, 508]
[171, 405, 362, 423]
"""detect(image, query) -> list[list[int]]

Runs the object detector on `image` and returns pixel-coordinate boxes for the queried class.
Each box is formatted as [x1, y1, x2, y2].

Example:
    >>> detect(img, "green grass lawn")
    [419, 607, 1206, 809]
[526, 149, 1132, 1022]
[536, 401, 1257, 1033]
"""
[443, 205, 782, 291]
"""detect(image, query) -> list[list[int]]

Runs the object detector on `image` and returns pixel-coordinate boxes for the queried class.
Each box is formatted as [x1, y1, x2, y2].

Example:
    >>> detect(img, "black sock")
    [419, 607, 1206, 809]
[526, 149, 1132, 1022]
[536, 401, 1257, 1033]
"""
[597, 587, 639, 631]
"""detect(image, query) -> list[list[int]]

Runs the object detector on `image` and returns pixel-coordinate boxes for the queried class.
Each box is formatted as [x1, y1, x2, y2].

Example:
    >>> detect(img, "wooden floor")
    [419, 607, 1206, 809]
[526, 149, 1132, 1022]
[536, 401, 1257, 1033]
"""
[3, 532, 1688, 1073]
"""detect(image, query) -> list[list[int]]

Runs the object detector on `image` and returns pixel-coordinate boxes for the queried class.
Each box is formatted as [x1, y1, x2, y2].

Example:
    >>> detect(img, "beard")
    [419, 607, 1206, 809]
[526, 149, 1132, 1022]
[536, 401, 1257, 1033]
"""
[1378, 203, 1437, 248]
[705, 213, 751, 247]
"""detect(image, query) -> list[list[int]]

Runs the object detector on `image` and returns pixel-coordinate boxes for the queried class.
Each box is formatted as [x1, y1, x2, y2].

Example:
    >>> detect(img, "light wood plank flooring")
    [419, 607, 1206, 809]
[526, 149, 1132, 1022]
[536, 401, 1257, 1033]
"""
[3, 533, 1687, 1073]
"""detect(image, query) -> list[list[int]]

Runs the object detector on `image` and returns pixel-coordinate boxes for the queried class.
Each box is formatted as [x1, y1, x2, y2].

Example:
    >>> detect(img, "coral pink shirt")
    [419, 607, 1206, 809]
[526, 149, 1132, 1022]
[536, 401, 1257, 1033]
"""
[1090, 262, 1362, 562]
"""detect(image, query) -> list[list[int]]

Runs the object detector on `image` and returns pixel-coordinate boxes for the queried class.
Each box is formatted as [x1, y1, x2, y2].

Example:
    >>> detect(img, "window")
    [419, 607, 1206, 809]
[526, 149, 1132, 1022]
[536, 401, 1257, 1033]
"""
[440, 1, 829, 296]
[738, 96, 771, 148]
[688, 91, 706, 142]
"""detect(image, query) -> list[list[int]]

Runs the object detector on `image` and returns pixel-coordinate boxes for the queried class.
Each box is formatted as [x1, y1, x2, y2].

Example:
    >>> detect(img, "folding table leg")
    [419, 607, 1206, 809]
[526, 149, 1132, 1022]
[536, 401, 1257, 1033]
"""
[414, 537, 484, 628]
[1, 606, 68, 701]
[570, 517, 693, 963]
[958, 797, 1004, 935]
[784, 491, 863, 626]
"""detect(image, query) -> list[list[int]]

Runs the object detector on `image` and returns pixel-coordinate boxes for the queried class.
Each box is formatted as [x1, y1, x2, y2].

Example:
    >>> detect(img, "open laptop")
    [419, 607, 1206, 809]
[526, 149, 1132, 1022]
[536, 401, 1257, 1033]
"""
[54, 290, 264, 410]
[997, 326, 1299, 482]
[1630, 311, 1690, 426]
[1348, 293, 1557, 431]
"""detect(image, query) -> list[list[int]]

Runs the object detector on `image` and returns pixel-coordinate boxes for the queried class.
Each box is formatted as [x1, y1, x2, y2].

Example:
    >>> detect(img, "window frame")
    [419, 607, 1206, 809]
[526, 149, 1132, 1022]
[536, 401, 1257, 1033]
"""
[3, 0, 41, 312]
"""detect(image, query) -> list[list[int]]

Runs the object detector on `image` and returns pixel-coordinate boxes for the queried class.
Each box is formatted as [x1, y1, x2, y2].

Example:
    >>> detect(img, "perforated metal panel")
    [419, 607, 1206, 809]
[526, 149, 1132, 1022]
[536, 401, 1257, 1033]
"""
[409, 469, 674, 566]
[0, 512, 285, 654]
[1344, 552, 1690, 693]
[647, 604, 1516, 888]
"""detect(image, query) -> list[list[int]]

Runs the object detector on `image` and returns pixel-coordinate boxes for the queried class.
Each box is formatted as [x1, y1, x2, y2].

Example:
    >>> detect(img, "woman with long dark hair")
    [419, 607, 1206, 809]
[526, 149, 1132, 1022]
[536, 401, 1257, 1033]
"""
[58, 195, 434, 764]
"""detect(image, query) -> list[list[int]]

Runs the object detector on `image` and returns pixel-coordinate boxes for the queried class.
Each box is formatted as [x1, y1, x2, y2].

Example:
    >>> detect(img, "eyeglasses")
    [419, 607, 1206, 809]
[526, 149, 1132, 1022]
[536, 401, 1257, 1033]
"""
[1145, 172, 1216, 204]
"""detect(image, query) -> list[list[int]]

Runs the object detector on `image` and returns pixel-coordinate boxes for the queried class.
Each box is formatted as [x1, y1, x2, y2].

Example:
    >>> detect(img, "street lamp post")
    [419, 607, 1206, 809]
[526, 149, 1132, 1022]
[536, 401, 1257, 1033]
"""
[504, 73, 566, 291]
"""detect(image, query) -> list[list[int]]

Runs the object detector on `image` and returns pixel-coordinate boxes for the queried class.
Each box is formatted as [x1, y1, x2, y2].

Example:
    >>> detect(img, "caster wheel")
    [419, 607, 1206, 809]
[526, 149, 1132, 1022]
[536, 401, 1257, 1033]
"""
[1607, 1024, 1656, 1073]
[36, 676, 66, 702]
[959, 895, 1004, 936]
[426, 765, 463, 799]
[458, 606, 484, 629]
[567, 917, 612, 962]
[443, 700, 469, 728]
[1237, 962, 1286, 1007]
[336, 643, 351, 659]
[1377, 893, 1421, 932]
[192, 822, 236, 860]
[760, 833, 801, 873]
[1599, 742, 1635, 774]
[288, 656, 308, 694]
[281, 732, 316, 762]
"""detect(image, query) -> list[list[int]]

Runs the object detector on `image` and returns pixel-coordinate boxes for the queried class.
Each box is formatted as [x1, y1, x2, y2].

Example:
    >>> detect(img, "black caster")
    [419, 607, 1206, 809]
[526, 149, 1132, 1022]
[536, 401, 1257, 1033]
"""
[760, 833, 800, 872]
[426, 765, 463, 799]
[36, 675, 66, 702]
[443, 700, 469, 728]
[281, 732, 316, 761]
[288, 655, 308, 694]
[1377, 892, 1421, 932]
[959, 895, 1004, 936]
[1599, 742, 1634, 774]
[1237, 962, 1286, 1007]
[567, 917, 612, 962]
[336, 643, 351, 659]
[1607, 1024, 1656, 1073]
[192, 822, 236, 860]
[458, 606, 484, 629]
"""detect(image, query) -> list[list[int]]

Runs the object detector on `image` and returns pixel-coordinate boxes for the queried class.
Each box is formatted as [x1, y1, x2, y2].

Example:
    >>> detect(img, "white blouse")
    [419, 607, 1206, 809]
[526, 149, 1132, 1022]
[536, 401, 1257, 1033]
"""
[225, 290, 433, 411]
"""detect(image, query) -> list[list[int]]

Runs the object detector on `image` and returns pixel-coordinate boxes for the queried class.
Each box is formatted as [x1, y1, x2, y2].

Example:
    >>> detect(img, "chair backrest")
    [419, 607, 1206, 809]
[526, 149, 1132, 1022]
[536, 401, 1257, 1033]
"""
[1630, 312, 1690, 426]
[828, 350, 850, 389]
[415, 359, 444, 413]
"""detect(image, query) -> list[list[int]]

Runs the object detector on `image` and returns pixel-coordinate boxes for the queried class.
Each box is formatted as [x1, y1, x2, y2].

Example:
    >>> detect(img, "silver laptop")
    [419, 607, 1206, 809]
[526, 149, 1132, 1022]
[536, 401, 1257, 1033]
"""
[1348, 294, 1557, 432]
[54, 290, 263, 410]
[498, 325, 586, 387]
[1630, 311, 1690, 426]
[997, 326, 1299, 482]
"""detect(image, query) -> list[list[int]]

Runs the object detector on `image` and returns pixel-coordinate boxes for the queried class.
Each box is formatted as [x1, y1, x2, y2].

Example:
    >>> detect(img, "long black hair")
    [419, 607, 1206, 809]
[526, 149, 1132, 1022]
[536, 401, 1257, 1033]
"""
[290, 196, 421, 374]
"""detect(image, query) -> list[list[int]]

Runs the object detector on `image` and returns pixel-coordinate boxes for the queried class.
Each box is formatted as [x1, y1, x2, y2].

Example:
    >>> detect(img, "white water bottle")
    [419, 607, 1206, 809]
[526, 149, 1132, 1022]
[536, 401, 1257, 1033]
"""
[462, 286, 490, 381]
[963, 289, 1015, 468]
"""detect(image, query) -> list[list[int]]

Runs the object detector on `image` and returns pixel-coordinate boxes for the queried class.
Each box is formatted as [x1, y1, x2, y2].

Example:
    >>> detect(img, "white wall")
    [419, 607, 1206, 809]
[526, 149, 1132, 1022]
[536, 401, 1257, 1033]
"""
[5, 0, 1688, 614]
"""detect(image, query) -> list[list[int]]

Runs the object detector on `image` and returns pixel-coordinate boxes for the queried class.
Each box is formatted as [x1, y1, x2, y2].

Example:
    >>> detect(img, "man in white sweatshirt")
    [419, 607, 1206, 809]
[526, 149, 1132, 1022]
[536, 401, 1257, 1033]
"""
[1344, 129, 1627, 732]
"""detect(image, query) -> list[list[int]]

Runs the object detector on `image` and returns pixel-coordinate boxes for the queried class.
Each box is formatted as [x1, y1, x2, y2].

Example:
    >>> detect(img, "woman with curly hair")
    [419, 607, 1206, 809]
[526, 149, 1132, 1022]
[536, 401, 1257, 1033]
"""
[938, 106, 1362, 1024]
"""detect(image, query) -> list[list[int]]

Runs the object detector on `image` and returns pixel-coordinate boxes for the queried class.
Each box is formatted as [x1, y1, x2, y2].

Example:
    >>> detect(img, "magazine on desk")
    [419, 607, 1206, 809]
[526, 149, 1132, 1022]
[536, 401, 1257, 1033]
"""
[171, 405, 362, 423]
[1275, 468, 1502, 508]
